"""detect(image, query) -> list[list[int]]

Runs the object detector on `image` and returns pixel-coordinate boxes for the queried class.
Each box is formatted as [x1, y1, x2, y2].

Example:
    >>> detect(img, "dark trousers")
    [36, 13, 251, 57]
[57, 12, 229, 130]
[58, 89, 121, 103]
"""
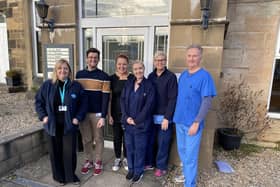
[125, 129, 148, 175]
[47, 124, 79, 183]
[145, 125, 173, 170]
[113, 122, 126, 158]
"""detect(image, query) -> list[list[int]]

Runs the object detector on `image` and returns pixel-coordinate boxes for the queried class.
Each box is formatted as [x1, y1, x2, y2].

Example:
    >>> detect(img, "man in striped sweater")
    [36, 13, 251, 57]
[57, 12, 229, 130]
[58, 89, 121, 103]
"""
[76, 48, 110, 176]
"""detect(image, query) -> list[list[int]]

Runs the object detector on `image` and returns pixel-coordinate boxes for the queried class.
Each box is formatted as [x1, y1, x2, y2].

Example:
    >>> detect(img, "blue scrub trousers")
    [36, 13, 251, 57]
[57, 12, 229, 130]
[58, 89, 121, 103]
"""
[176, 124, 203, 187]
[125, 129, 148, 175]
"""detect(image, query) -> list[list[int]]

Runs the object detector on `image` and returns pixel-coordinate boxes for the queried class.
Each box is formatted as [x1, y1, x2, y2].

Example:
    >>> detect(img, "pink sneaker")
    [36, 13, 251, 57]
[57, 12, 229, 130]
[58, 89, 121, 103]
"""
[81, 160, 93, 174]
[93, 160, 102, 176]
[154, 169, 167, 177]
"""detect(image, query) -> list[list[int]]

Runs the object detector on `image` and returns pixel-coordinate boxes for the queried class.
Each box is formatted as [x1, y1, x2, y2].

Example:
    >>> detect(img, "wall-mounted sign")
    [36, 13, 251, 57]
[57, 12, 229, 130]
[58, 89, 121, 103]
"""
[44, 44, 73, 79]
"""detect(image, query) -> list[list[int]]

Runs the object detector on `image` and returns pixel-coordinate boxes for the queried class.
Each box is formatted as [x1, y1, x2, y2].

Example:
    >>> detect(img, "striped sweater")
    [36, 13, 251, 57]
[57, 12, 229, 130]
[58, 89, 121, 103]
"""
[76, 68, 110, 118]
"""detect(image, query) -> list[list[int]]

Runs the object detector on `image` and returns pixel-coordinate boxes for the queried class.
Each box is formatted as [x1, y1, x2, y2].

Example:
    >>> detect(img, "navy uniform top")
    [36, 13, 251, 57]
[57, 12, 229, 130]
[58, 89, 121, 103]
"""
[148, 68, 178, 121]
[120, 78, 155, 132]
[35, 79, 88, 136]
[173, 68, 216, 127]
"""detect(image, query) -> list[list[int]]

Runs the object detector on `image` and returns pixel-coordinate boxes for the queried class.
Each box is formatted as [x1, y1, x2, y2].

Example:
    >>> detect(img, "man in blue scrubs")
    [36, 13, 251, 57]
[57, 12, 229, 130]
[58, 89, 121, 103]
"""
[173, 44, 216, 187]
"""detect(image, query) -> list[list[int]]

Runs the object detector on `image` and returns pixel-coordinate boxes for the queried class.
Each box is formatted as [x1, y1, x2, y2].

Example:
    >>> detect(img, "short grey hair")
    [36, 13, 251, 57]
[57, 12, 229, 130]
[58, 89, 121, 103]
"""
[154, 51, 166, 60]
[132, 60, 145, 68]
[186, 44, 203, 56]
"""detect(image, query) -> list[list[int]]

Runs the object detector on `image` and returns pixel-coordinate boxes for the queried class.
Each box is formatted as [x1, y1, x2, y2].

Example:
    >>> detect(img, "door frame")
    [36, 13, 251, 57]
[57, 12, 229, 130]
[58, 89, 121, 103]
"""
[78, 15, 169, 71]
[96, 27, 152, 75]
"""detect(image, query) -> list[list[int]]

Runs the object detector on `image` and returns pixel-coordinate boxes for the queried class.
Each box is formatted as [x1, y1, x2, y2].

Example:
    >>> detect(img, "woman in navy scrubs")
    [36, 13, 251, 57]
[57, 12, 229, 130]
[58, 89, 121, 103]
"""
[120, 61, 155, 183]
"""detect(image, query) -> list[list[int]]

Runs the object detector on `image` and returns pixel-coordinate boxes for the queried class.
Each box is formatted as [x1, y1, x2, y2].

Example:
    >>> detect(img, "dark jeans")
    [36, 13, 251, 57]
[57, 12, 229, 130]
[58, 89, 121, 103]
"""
[47, 124, 79, 183]
[145, 124, 173, 170]
[113, 122, 126, 158]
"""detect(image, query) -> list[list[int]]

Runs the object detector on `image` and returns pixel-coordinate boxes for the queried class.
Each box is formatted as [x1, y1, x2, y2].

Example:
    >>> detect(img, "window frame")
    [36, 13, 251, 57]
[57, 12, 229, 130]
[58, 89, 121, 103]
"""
[268, 24, 280, 119]
[31, 0, 43, 77]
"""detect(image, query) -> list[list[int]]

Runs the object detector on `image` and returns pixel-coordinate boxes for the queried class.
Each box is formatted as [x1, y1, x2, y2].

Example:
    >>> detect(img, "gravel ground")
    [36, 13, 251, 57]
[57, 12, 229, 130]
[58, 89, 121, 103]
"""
[0, 91, 39, 137]
[165, 147, 280, 187]
[197, 148, 280, 187]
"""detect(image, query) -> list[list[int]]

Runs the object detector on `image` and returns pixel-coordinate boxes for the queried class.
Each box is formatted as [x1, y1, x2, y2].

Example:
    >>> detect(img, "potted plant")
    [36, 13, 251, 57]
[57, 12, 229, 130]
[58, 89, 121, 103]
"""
[5, 69, 22, 86]
[217, 79, 271, 150]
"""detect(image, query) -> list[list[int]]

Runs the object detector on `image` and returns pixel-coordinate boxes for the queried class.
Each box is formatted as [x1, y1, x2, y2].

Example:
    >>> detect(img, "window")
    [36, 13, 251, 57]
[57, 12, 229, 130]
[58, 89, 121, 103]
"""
[0, 14, 5, 23]
[154, 26, 168, 54]
[32, 0, 43, 75]
[82, 28, 93, 65]
[269, 27, 280, 115]
[82, 0, 169, 18]
[269, 59, 280, 113]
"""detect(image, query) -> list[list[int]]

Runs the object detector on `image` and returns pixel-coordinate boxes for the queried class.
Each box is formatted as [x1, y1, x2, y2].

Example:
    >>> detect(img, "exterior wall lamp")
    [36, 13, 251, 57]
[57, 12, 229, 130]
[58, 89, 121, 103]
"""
[200, 0, 213, 30]
[35, 0, 55, 32]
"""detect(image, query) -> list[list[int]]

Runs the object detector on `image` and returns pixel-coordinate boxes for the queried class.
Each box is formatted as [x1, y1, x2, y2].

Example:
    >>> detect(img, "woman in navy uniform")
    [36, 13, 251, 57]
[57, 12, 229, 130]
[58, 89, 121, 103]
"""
[120, 61, 155, 183]
[35, 59, 87, 185]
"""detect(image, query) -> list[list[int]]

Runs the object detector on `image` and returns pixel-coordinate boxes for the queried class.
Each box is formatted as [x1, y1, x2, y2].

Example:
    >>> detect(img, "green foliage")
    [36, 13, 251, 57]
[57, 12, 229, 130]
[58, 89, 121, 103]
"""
[31, 86, 39, 92]
[218, 79, 272, 138]
[5, 69, 21, 78]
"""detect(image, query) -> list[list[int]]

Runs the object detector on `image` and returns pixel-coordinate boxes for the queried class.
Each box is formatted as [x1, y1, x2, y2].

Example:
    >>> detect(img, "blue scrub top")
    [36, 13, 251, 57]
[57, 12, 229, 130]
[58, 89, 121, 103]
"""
[173, 68, 217, 127]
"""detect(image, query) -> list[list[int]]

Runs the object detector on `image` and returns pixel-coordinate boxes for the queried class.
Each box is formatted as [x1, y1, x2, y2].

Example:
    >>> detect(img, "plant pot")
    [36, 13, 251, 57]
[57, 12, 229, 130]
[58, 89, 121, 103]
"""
[217, 128, 243, 150]
[5, 77, 22, 86]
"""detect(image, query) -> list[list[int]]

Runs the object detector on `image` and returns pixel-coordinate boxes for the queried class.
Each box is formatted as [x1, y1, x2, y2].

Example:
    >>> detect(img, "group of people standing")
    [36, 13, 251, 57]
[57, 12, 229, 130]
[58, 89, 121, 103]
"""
[35, 44, 216, 187]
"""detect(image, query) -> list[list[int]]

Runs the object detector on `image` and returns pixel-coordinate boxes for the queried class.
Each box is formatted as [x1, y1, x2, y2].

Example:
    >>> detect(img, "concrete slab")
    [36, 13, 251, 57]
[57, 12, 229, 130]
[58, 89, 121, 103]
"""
[2, 148, 165, 187]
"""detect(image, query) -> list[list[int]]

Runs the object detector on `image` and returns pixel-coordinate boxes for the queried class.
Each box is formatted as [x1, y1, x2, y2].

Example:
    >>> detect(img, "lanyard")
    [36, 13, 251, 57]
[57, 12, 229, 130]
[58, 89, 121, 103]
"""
[59, 79, 68, 105]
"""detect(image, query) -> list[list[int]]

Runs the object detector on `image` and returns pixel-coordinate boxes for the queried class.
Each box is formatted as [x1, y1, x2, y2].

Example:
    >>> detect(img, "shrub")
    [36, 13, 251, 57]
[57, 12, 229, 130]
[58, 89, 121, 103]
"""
[5, 69, 21, 78]
[218, 79, 271, 139]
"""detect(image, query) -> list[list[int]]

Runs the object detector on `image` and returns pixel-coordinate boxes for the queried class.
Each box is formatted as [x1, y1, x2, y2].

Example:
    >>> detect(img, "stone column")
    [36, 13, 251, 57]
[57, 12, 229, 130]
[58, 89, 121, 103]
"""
[168, 0, 228, 170]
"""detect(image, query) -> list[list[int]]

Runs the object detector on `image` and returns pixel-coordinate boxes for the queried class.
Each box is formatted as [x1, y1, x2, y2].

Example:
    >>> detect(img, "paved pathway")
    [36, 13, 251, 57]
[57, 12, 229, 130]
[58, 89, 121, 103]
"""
[1, 148, 169, 187]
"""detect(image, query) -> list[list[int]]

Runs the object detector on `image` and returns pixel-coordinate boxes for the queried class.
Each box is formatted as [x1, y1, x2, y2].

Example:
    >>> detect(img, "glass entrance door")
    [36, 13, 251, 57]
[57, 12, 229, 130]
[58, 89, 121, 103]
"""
[96, 27, 150, 140]
[97, 28, 151, 76]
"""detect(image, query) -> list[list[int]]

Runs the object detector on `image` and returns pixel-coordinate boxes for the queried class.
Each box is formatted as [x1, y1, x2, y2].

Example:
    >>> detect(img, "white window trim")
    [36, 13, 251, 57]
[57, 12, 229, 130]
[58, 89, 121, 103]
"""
[267, 22, 280, 118]
[31, 0, 43, 77]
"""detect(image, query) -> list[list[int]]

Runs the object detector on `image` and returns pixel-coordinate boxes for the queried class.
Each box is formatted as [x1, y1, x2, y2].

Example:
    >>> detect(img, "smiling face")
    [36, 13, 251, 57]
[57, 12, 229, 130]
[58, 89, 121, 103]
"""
[116, 57, 128, 75]
[132, 62, 145, 80]
[186, 47, 202, 71]
[154, 54, 166, 71]
[56, 62, 70, 81]
[87, 52, 99, 70]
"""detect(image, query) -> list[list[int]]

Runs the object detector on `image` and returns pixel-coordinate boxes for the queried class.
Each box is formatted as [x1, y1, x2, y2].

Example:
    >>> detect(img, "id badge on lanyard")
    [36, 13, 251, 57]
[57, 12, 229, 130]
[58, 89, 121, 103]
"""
[58, 80, 68, 112]
[58, 105, 67, 112]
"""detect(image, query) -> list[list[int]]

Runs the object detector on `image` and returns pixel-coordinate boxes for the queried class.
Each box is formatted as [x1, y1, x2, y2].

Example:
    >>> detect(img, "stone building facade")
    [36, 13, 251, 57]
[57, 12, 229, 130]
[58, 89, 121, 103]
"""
[223, 0, 280, 142]
[0, 0, 280, 169]
[0, 0, 33, 87]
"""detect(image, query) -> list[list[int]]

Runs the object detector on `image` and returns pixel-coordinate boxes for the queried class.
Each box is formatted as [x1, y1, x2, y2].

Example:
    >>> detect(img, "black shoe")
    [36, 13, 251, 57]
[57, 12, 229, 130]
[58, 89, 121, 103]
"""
[126, 171, 134, 181]
[132, 174, 143, 183]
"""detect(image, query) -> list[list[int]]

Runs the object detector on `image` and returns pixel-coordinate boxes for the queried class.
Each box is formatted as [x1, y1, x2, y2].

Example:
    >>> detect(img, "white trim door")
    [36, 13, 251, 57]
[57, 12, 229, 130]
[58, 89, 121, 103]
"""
[0, 22, 9, 83]
[96, 27, 153, 76]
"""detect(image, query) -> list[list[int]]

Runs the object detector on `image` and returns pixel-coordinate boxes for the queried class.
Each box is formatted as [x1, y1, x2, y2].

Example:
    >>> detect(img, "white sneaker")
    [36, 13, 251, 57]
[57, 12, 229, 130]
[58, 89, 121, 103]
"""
[174, 174, 185, 183]
[112, 158, 121, 171]
[122, 158, 128, 171]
